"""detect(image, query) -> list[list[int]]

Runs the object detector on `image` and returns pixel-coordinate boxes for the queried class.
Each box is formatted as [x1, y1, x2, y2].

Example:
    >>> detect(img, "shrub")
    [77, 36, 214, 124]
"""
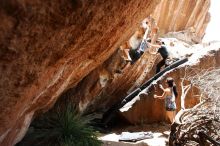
[18, 105, 102, 146]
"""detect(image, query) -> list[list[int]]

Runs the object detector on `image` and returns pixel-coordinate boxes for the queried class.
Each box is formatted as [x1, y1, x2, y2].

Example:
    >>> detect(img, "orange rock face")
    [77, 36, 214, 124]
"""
[152, 0, 211, 43]
[0, 0, 160, 145]
[0, 0, 212, 145]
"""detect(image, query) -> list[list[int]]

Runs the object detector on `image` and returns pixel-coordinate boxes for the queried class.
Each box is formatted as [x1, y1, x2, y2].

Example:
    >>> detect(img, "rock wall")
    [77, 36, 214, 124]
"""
[152, 0, 211, 43]
[0, 0, 160, 145]
[0, 0, 212, 145]
[120, 47, 220, 124]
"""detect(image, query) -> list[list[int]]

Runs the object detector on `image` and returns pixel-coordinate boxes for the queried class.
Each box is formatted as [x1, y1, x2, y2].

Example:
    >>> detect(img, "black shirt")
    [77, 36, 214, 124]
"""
[157, 45, 168, 58]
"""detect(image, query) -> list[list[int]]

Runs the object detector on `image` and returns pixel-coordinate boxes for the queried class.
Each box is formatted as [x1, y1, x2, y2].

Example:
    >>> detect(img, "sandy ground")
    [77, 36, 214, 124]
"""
[99, 123, 170, 146]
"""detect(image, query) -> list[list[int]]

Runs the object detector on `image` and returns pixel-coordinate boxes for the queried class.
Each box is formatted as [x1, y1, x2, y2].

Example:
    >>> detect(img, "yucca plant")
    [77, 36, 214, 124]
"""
[18, 104, 102, 146]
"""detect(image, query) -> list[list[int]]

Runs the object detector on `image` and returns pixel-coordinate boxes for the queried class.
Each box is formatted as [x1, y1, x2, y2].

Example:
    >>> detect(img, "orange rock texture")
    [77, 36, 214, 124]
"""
[152, 0, 210, 43]
[0, 0, 211, 145]
[0, 0, 160, 145]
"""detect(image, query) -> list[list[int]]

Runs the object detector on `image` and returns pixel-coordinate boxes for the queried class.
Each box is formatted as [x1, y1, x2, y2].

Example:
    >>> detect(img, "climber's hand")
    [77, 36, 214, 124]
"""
[154, 95, 157, 98]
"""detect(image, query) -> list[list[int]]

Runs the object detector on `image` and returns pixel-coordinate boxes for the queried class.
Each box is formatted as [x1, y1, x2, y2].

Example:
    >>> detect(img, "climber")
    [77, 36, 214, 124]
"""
[118, 19, 151, 65]
[128, 27, 145, 63]
[154, 77, 178, 123]
[148, 40, 169, 73]
[116, 25, 150, 74]
[128, 25, 150, 64]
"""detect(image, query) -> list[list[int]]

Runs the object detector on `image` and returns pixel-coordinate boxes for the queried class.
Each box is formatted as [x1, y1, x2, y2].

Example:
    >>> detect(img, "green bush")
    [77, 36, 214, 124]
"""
[18, 105, 102, 146]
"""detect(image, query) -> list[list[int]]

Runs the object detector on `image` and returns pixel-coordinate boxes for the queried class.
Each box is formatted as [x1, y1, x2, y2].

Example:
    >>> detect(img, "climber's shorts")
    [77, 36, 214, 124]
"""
[166, 107, 176, 111]
[165, 102, 176, 111]
[129, 49, 142, 64]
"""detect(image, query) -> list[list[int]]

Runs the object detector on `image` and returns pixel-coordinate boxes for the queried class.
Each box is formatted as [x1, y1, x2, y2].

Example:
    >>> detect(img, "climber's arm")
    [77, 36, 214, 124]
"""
[148, 43, 161, 48]
[147, 42, 160, 55]
[154, 89, 168, 99]
[149, 51, 157, 55]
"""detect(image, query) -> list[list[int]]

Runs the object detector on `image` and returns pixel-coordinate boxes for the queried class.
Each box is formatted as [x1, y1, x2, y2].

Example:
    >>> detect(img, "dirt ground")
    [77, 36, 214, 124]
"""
[99, 122, 170, 146]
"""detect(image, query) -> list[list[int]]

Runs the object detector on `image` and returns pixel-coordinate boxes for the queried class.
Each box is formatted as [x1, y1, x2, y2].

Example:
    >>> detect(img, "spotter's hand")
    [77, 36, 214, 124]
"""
[159, 84, 163, 89]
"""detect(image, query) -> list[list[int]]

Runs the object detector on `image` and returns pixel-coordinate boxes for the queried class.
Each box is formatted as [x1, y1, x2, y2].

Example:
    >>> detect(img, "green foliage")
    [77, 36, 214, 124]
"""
[18, 105, 102, 146]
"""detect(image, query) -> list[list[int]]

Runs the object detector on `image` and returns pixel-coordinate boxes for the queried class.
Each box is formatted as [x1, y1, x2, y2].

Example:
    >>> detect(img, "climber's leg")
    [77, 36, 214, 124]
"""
[124, 49, 132, 62]
[166, 111, 176, 123]
[156, 58, 166, 73]
[166, 111, 173, 123]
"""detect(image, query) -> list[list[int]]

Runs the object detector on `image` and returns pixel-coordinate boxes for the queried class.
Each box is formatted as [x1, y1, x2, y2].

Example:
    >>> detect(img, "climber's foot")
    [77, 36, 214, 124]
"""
[115, 69, 123, 74]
